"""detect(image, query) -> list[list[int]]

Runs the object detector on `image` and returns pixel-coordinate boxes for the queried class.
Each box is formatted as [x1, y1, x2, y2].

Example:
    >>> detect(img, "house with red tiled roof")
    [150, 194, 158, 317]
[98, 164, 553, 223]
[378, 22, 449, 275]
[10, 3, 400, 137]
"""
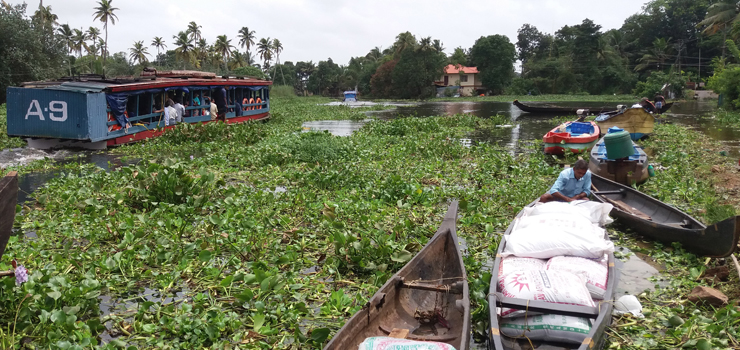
[436, 64, 485, 96]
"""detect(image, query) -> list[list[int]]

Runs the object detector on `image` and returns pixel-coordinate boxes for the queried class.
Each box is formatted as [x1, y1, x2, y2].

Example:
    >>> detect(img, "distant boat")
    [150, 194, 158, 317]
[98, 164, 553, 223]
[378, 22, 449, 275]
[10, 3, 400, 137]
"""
[588, 134, 650, 185]
[543, 121, 600, 155]
[513, 100, 673, 115]
[343, 90, 359, 102]
[595, 107, 655, 140]
[0, 172, 18, 261]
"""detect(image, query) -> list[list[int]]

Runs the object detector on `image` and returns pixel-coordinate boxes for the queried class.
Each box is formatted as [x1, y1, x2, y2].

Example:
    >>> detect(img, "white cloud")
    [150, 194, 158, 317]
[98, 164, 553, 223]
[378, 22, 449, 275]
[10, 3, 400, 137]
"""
[17, 0, 649, 64]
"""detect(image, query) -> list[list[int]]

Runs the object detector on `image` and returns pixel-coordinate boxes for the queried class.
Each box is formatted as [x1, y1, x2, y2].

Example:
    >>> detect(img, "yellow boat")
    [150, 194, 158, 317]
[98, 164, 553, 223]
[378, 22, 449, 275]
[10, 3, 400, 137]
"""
[595, 108, 655, 140]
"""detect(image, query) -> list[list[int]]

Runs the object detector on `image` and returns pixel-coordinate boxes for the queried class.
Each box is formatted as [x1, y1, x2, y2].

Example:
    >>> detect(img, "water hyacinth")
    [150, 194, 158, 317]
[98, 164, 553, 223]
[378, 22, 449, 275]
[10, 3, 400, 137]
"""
[15, 265, 28, 285]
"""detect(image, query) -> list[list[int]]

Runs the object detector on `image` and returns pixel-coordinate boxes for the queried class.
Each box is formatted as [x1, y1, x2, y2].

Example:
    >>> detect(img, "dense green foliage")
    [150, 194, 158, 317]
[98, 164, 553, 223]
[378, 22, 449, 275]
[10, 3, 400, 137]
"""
[0, 3, 66, 103]
[233, 66, 268, 80]
[633, 71, 688, 98]
[469, 35, 517, 93]
[0, 104, 27, 150]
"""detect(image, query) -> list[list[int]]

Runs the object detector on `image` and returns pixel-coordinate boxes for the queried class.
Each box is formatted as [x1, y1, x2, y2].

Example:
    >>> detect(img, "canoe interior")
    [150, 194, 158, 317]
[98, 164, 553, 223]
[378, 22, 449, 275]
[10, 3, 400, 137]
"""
[591, 175, 703, 229]
[0, 172, 19, 261]
[488, 201, 616, 350]
[324, 201, 470, 350]
[513, 100, 615, 115]
[588, 136, 649, 186]
[591, 174, 739, 257]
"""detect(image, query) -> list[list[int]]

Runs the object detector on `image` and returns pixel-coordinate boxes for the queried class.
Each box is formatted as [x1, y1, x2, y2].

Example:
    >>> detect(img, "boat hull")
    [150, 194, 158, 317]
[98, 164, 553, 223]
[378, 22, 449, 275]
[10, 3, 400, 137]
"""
[0, 172, 18, 261]
[543, 121, 600, 155]
[591, 174, 739, 257]
[595, 108, 655, 140]
[488, 200, 616, 350]
[324, 202, 470, 350]
[588, 136, 649, 186]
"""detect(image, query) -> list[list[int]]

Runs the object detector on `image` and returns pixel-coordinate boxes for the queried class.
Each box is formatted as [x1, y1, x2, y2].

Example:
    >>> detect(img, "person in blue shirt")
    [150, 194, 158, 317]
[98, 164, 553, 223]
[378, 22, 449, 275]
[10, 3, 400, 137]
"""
[540, 159, 592, 203]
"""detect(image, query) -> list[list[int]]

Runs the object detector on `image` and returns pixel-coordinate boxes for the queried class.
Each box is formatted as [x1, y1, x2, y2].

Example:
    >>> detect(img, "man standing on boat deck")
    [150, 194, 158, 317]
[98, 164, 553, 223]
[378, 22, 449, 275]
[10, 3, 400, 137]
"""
[540, 160, 592, 203]
[214, 86, 228, 122]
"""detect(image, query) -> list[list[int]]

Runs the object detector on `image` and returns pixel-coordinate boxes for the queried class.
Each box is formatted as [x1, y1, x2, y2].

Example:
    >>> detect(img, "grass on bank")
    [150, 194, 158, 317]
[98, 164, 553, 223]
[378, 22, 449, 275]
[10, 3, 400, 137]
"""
[0, 104, 27, 151]
[0, 97, 737, 349]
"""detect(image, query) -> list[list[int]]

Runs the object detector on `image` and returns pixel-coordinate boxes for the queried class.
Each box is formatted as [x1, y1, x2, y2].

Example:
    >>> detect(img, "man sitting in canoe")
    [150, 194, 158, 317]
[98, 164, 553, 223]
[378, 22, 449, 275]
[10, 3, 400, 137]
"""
[540, 160, 592, 203]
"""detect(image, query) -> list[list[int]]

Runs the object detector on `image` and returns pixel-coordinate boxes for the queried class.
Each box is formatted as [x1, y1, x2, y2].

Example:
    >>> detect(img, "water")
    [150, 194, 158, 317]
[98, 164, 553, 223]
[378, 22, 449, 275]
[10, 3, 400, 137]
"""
[301, 119, 371, 136]
[614, 246, 668, 296]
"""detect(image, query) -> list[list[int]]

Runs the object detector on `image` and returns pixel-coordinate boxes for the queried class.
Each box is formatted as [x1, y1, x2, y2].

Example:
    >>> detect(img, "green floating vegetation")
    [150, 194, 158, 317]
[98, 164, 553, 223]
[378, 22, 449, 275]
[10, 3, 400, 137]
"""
[0, 97, 737, 349]
[0, 104, 27, 151]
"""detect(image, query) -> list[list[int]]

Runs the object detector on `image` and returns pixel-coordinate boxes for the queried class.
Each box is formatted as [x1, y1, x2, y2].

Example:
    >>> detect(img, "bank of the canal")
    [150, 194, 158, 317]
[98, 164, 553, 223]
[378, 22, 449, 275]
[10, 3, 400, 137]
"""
[0, 97, 738, 349]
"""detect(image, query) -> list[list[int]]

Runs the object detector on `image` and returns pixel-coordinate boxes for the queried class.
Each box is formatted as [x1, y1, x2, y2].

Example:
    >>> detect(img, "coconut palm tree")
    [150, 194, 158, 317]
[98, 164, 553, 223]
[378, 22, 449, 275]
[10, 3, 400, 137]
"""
[72, 28, 89, 58]
[129, 41, 150, 66]
[195, 38, 209, 68]
[699, 1, 740, 57]
[86, 27, 101, 59]
[92, 0, 119, 67]
[272, 38, 285, 83]
[366, 46, 383, 62]
[635, 38, 673, 72]
[238, 26, 256, 56]
[57, 24, 75, 55]
[187, 21, 202, 43]
[214, 35, 234, 72]
[173, 31, 194, 69]
[32, 4, 58, 32]
[392, 32, 417, 57]
[151, 36, 166, 64]
[257, 37, 273, 71]
[230, 50, 246, 70]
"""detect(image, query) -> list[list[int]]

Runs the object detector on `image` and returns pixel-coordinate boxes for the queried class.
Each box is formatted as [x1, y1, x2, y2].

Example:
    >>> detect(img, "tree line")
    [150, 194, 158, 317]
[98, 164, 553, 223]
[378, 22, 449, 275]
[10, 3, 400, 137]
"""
[2, 0, 740, 102]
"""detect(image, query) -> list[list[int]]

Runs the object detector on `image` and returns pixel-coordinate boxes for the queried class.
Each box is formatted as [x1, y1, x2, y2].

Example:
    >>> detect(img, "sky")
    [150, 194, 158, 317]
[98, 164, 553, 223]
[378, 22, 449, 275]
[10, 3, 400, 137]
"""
[18, 0, 650, 65]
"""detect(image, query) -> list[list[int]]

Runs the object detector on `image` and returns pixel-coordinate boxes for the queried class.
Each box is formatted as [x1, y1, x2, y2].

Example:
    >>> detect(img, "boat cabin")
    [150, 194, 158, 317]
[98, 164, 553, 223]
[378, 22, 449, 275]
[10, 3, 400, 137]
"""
[6, 70, 272, 149]
[343, 90, 358, 102]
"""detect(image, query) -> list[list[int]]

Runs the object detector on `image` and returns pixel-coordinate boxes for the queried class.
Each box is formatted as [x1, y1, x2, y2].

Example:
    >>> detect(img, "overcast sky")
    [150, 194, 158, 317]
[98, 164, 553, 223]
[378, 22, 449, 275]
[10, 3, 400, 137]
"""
[18, 0, 650, 65]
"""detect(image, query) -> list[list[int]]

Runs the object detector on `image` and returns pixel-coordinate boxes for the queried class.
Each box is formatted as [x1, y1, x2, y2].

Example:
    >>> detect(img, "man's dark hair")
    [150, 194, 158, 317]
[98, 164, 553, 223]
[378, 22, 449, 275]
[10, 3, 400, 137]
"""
[574, 159, 588, 170]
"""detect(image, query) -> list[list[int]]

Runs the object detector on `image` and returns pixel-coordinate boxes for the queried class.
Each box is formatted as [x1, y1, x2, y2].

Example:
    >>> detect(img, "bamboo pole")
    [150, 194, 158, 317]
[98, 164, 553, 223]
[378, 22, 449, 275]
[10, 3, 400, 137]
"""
[731, 254, 740, 281]
[0, 270, 14, 278]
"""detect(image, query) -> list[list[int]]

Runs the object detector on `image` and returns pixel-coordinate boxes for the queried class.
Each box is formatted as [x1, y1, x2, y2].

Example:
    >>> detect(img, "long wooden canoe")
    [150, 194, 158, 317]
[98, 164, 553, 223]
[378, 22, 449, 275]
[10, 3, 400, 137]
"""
[514, 100, 673, 116]
[591, 174, 739, 257]
[488, 200, 616, 350]
[0, 172, 19, 261]
[324, 201, 470, 350]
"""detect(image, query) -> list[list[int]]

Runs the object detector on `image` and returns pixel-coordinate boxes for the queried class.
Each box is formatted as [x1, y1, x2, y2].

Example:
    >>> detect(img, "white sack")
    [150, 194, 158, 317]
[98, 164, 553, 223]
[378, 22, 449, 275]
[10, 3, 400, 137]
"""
[499, 256, 547, 278]
[524, 201, 613, 226]
[570, 200, 614, 226]
[358, 337, 456, 350]
[547, 256, 609, 299]
[498, 270, 595, 318]
[613, 295, 644, 318]
[500, 314, 592, 345]
[502, 225, 614, 259]
[514, 213, 605, 238]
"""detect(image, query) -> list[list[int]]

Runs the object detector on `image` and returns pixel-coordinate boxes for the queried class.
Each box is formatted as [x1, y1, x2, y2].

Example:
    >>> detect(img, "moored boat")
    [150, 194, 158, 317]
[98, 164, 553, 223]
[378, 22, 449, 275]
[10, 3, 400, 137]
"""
[594, 108, 655, 140]
[488, 200, 616, 350]
[543, 121, 600, 155]
[343, 90, 359, 102]
[323, 201, 470, 350]
[513, 100, 614, 115]
[6, 70, 272, 149]
[591, 174, 740, 257]
[588, 133, 649, 186]
[0, 172, 18, 261]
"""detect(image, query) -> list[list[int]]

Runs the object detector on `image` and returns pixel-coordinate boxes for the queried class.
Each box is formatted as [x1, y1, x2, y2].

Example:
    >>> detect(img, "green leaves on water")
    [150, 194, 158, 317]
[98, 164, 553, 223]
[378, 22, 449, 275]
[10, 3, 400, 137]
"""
[390, 249, 413, 263]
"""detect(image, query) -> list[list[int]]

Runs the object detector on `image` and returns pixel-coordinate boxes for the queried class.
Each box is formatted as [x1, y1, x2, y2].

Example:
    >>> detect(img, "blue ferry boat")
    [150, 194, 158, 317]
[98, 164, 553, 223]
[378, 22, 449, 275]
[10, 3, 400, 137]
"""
[6, 70, 272, 149]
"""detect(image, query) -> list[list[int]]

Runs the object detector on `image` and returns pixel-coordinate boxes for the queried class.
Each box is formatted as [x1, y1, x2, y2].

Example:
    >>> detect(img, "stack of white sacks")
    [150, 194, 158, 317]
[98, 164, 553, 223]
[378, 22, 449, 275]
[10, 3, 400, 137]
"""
[497, 200, 615, 345]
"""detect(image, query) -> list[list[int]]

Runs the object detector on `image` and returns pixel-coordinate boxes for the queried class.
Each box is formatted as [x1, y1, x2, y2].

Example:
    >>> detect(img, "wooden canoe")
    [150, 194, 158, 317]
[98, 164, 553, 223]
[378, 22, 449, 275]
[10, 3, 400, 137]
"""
[0, 172, 19, 261]
[591, 174, 739, 257]
[595, 108, 655, 141]
[323, 201, 470, 350]
[588, 136, 649, 186]
[488, 200, 616, 350]
[543, 121, 601, 155]
[513, 100, 615, 115]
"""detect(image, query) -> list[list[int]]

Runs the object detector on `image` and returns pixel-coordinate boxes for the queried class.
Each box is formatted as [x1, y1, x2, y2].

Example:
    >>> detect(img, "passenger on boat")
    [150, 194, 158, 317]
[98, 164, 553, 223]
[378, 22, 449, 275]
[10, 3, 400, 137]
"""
[214, 87, 228, 122]
[192, 96, 201, 116]
[638, 97, 656, 113]
[653, 95, 665, 110]
[206, 97, 218, 120]
[173, 99, 185, 123]
[540, 160, 592, 203]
